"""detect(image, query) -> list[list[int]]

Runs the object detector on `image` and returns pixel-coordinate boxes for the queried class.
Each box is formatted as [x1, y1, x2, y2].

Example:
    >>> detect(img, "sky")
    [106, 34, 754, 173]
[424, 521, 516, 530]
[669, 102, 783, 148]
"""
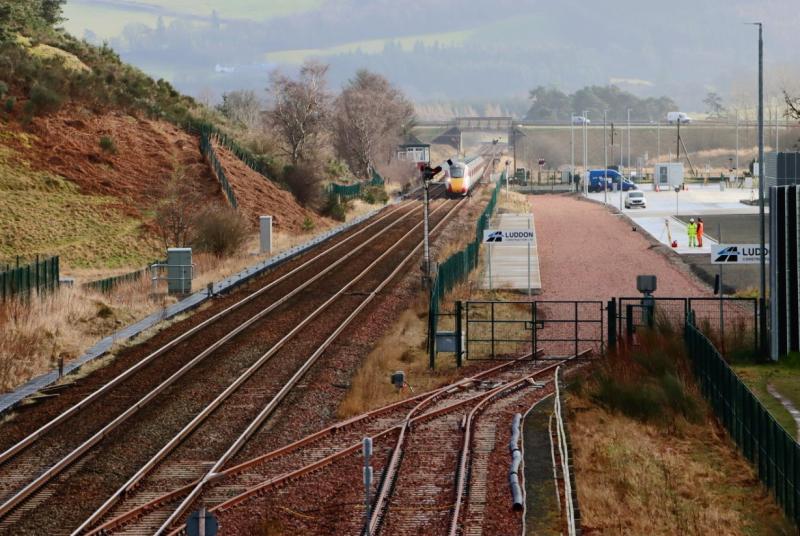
[61, 0, 800, 114]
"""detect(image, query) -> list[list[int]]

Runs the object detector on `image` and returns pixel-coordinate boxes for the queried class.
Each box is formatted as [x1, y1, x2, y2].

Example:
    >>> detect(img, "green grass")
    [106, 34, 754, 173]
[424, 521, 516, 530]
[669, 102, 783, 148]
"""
[62, 0, 322, 39]
[264, 29, 474, 64]
[732, 362, 800, 439]
[0, 144, 160, 269]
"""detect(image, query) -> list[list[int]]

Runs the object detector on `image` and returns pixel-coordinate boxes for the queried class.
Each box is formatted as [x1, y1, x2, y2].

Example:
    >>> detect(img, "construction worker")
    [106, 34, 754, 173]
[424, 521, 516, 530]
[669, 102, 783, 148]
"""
[687, 218, 697, 247]
[697, 218, 704, 247]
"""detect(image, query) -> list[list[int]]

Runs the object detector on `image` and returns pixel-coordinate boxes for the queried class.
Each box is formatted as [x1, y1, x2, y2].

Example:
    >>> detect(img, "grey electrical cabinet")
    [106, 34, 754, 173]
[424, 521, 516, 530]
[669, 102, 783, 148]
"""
[167, 248, 193, 294]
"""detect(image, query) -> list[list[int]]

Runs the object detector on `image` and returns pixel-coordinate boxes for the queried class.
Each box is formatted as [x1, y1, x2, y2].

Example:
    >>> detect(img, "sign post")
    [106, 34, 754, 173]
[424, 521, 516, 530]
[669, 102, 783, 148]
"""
[711, 244, 770, 265]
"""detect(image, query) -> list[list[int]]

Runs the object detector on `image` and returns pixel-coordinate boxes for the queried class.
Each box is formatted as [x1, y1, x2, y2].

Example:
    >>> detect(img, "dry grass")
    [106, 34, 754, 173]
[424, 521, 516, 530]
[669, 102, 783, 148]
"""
[569, 395, 794, 535]
[567, 332, 796, 535]
[345, 199, 385, 222]
[337, 292, 464, 418]
[0, 229, 335, 394]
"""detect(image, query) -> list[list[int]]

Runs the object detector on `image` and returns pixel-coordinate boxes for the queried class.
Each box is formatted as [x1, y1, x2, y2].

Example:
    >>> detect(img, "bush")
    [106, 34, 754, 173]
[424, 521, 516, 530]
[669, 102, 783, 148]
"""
[302, 217, 315, 232]
[26, 83, 64, 116]
[192, 207, 249, 257]
[4, 97, 14, 113]
[323, 196, 348, 222]
[363, 185, 389, 205]
[283, 162, 324, 208]
[99, 135, 117, 154]
[0, 81, 7, 99]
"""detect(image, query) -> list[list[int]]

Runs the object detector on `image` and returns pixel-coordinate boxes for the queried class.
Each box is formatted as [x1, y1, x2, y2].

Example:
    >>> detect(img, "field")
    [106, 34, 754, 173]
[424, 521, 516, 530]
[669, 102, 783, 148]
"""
[62, 0, 322, 39]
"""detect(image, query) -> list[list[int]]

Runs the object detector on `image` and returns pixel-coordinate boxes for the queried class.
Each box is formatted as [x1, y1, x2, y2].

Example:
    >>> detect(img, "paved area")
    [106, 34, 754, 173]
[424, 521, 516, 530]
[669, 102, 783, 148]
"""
[588, 183, 764, 253]
[480, 212, 541, 293]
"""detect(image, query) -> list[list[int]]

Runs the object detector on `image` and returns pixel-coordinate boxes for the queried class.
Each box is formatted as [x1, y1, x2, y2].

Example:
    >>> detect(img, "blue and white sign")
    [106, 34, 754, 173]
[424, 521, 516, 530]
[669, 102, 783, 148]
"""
[483, 229, 534, 243]
[711, 244, 769, 264]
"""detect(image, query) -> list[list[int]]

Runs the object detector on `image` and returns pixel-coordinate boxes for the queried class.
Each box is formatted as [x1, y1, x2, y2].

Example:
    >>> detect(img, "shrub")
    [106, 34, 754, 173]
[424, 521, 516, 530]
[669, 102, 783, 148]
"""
[192, 207, 249, 257]
[302, 217, 315, 232]
[0, 81, 7, 99]
[363, 185, 389, 205]
[283, 162, 324, 208]
[99, 135, 117, 154]
[26, 83, 64, 116]
[4, 97, 14, 113]
[323, 196, 348, 222]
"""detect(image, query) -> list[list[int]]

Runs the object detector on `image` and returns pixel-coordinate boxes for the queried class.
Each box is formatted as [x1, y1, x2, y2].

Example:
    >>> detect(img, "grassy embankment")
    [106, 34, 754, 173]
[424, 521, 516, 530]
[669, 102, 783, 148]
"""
[568, 330, 796, 535]
[733, 355, 800, 439]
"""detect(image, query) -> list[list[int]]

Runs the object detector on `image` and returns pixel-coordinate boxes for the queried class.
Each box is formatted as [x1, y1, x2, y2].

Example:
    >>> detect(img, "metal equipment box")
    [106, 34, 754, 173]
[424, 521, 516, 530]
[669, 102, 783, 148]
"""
[167, 248, 193, 295]
[654, 163, 684, 190]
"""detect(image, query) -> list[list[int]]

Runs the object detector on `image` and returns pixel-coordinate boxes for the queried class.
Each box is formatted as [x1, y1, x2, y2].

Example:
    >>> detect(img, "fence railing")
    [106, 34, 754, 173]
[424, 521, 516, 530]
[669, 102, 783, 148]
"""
[200, 131, 238, 209]
[428, 171, 504, 367]
[327, 170, 386, 201]
[182, 119, 271, 179]
[84, 260, 164, 294]
[685, 312, 799, 527]
[0, 256, 59, 301]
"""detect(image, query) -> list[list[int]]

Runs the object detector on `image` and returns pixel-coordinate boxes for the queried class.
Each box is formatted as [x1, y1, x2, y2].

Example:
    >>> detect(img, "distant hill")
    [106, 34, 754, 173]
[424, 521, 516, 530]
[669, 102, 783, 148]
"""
[62, 0, 800, 112]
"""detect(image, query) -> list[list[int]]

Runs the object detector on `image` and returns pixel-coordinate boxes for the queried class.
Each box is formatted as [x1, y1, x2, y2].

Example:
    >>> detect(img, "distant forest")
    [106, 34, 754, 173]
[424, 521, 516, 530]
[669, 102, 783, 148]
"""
[524, 86, 677, 122]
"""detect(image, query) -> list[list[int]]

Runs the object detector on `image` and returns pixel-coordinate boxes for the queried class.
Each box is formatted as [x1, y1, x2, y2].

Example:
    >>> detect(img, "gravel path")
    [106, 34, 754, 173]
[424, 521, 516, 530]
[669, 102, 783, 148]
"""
[529, 195, 710, 300]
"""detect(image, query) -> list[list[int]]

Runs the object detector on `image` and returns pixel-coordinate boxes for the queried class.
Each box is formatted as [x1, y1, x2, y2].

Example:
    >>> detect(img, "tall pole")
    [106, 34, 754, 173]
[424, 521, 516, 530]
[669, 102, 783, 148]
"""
[583, 111, 589, 196]
[627, 108, 631, 170]
[571, 115, 575, 189]
[755, 22, 767, 355]
[423, 181, 430, 283]
[512, 127, 517, 177]
[603, 110, 608, 205]
[676, 120, 681, 163]
[735, 110, 740, 172]
[657, 119, 661, 161]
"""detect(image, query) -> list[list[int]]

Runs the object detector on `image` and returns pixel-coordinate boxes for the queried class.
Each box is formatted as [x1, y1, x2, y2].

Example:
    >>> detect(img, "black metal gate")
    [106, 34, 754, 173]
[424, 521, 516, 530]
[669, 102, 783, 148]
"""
[463, 300, 604, 360]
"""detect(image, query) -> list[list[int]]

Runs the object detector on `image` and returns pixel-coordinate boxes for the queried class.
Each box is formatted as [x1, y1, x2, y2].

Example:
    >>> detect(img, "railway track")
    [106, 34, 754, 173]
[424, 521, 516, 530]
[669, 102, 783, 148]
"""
[153, 353, 549, 535]
[68, 194, 463, 536]
[0, 190, 469, 534]
[85, 353, 542, 535]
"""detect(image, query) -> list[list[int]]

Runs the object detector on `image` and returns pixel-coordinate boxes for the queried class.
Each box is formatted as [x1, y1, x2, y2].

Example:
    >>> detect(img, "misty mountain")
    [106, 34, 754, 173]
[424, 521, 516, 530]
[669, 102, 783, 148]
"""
[64, 0, 800, 115]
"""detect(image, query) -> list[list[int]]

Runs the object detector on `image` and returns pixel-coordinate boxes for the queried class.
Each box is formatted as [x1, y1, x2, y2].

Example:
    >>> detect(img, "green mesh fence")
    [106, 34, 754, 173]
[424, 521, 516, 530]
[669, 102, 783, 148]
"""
[0, 256, 59, 301]
[84, 259, 164, 294]
[200, 131, 238, 208]
[328, 169, 386, 201]
[182, 119, 271, 179]
[428, 171, 504, 363]
[686, 313, 800, 527]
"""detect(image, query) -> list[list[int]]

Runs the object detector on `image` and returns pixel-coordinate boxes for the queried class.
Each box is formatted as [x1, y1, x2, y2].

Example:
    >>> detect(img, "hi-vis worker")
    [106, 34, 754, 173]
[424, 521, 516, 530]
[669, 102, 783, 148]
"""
[697, 217, 704, 247]
[687, 218, 698, 247]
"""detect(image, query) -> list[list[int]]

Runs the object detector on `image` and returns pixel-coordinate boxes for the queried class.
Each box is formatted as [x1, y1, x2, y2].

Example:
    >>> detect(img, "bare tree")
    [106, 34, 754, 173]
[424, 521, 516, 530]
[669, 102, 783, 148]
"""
[267, 61, 330, 165]
[218, 90, 262, 131]
[785, 90, 800, 120]
[703, 91, 726, 118]
[332, 70, 415, 180]
[154, 165, 198, 249]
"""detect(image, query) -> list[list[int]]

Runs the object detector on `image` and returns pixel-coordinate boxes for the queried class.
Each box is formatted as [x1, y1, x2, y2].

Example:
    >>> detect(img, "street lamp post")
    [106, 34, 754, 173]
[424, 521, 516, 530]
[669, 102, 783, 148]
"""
[603, 110, 608, 205]
[571, 115, 575, 191]
[583, 110, 589, 196]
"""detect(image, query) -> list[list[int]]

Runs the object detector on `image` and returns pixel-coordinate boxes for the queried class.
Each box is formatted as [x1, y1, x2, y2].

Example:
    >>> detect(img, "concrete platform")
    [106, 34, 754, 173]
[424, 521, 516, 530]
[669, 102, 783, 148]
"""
[480, 212, 542, 292]
[633, 216, 719, 254]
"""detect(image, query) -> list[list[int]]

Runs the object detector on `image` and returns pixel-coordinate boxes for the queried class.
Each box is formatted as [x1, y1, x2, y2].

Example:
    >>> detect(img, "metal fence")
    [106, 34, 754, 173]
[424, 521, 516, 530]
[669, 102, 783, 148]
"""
[200, 131, 238, 208]
[464, 300, 604, 359]
[327, 170, 386, 201]
[183, 119, 271, 179]
[616, 296, 759, 357]
[0, 256, 59, 301]
[84, 260, 164, 294]
[685, 313, 799, 526]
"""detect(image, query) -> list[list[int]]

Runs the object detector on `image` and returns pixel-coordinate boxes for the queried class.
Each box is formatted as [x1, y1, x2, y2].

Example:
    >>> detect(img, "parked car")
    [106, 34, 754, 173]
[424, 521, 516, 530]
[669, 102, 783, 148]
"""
[666, 111, 692, 124]
[624, 190, 647, 209]
[571, 115, 590, 125]
[588, 169, 637, 192]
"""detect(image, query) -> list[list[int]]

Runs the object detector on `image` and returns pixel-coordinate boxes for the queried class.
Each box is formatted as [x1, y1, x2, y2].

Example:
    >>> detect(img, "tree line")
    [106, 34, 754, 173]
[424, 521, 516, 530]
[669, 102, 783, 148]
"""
[525, 85, 678, 122]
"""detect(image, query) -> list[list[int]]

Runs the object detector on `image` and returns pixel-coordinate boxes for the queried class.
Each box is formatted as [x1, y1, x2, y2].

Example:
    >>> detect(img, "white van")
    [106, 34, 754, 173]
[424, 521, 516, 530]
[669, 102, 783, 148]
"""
[666, 112, 692, 124]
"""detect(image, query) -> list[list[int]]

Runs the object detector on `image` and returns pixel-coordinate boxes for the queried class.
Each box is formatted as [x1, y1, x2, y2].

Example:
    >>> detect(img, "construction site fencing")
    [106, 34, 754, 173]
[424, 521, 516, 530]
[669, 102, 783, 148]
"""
[685, 313, 799, 527]
[199, 131, 238, 208]
[428, 171, 504, 367]
[84, 260, 164, 294]
[0, 256, 59, 301]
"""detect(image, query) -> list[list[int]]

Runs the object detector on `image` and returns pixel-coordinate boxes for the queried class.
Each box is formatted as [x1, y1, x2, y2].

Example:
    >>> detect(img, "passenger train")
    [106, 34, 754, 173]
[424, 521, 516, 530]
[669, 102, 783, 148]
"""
[445, 156, 485, 198]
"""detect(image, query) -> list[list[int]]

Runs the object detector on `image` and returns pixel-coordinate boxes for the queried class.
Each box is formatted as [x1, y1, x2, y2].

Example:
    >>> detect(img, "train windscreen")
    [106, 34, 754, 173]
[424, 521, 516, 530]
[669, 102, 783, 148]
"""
[450, 165, 466, 178]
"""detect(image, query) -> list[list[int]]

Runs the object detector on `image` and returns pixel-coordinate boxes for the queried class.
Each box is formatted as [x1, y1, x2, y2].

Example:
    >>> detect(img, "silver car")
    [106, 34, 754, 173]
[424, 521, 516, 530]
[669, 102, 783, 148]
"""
[624, 191, 647, 209]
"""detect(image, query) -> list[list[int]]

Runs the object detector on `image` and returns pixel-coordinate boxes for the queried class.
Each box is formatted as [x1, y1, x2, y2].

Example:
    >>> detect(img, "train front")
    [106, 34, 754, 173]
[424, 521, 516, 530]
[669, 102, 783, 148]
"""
[446, 162, 468, 197]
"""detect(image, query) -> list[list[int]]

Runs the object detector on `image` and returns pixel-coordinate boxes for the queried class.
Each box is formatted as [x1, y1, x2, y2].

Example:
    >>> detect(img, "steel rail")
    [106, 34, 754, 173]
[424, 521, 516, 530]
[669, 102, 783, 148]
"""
[367, 357, 573, 536]
[72, 199, 453, 535]
[153, 192, 470, 536]
[89, 351, 544, 535]
[0, 202, 424, 521]
[163, 355, 548, 536]
[0, 201, 409, 469]
[446, 351, 590, 536]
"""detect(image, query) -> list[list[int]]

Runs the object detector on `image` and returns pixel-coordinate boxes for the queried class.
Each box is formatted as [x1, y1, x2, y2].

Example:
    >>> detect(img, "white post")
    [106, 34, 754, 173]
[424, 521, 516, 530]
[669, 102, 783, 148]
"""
[657, 120, 661, 162]
[627, 108, 631, 170]
[259, 216, 272, 255]
[603, 110, 608, 205]
[735, 111, 740, 173]
[570, 115, 575, 191]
